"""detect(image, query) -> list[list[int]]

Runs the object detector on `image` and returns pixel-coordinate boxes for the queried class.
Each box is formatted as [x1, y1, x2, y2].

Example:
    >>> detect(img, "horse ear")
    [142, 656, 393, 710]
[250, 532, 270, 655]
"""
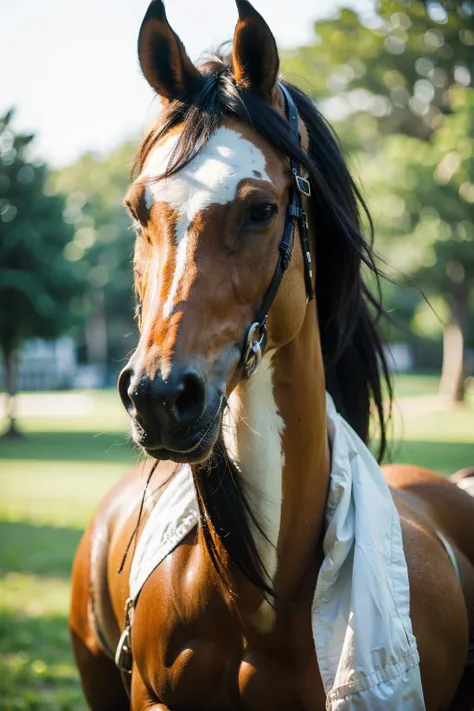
[138, 0, 201, 101]
[232, 0, 280, 101]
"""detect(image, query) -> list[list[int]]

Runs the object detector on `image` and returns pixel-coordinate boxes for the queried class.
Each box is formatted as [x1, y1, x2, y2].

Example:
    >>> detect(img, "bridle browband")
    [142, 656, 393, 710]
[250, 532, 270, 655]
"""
[240, 83, 315, 379]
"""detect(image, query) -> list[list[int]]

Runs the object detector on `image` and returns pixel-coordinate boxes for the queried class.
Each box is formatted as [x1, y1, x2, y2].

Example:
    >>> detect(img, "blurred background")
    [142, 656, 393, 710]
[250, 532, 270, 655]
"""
[1, 0, 473, 708]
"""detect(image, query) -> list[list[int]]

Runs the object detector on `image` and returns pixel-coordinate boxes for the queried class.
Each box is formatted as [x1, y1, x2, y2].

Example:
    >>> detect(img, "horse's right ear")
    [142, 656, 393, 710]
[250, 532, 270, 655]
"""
[138, 0, 201, 101]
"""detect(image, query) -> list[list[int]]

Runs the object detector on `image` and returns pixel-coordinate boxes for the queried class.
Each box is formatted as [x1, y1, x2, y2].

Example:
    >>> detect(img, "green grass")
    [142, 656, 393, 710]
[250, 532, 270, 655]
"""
[385, 440, 474, 474]
[0, 524, 88, 710]
[1, 572, 84, 711]
[393, 407, 474, 442]
[390, 371, 440, 397]
[0, 461, 136, 527]
[0, 379, 473, 709]
[0, 390, 136, 710]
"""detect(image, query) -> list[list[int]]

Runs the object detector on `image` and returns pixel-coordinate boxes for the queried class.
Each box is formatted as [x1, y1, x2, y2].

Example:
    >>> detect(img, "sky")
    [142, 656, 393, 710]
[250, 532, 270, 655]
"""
[2, 0, 374, 167]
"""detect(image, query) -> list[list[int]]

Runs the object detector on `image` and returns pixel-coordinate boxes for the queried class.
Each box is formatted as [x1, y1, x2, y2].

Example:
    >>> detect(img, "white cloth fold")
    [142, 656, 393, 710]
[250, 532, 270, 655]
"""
[313, 394, 424, 709]
[128, 393, 425, 710]
[129, 464, 198, 601]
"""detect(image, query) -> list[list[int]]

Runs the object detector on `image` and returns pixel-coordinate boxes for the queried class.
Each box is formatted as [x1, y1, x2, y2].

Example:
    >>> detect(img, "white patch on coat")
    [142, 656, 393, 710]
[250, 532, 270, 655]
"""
[147, 250, 161, 318]
[222, 353, 285, 630]
[162, 235, 187, 320]
[142, 250, 174, 381]
[141, 127, 270, 319]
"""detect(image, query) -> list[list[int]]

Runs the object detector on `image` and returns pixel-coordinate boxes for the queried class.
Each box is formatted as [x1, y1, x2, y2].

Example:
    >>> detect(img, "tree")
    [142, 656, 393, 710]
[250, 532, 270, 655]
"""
[0, 110, 82, 435]
[359, 87, 474, 400]
[283, 0, 473, 147]
[282, 0, 474, 400]
[51, 141, 137, 375]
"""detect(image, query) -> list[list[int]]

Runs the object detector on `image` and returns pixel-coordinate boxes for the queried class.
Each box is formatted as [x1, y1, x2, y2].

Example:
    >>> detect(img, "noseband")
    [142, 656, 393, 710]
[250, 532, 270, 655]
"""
[240, 84, 314, 378]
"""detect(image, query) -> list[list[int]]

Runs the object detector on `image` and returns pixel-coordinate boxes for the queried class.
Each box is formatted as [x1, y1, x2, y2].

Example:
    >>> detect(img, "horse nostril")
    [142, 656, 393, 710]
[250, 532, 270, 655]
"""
[118, 365, 206, 431]
[118, 367, 134, 412]
[174, 372, 206, 423]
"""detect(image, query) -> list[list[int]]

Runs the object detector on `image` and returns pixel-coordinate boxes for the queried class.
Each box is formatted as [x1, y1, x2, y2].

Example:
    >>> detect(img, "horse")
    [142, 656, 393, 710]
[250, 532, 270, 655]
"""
[69, 2, 474, 709]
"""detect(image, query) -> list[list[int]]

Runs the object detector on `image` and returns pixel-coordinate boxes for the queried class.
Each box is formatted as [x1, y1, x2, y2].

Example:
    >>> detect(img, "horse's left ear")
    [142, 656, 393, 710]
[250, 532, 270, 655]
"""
[138, 0, 201, 101]
[232, 0, 279, 101]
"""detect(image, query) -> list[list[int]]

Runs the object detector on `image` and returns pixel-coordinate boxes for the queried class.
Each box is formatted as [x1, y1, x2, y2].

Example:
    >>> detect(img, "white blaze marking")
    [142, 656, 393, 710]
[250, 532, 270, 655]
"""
[162, 235, 187, 319]
[148, 250, 161, 313]
[222, 353, 285, 630]
[141, 127, 270, 319]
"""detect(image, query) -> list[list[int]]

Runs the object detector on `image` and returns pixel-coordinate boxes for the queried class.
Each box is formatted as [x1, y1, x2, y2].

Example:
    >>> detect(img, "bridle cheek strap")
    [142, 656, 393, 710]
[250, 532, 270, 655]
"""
[240, 83, 314, 379]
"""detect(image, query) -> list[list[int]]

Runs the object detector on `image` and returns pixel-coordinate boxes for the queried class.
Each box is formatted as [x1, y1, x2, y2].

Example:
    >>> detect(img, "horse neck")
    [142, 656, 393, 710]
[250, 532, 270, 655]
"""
[223, 302, 330, 614]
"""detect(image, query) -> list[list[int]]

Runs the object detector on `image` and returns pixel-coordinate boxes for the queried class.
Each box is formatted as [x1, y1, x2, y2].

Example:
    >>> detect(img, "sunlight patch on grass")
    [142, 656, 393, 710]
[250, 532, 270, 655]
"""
[1, 574, 70, 617]
[0, 389, 128, 434]
[384, 440, 474, 475]
[0, 430, 136, 463]
[392, 406, 474, 443]
[0, 573, 87, 711]
[0, 460, 138, 528]
[391, 372, 440, 397]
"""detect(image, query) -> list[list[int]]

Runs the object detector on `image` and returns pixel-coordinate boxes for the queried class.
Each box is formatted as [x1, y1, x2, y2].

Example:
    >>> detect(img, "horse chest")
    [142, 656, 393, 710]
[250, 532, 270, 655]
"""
[138, 634, 325, 711]
[131, 547, 325, 710]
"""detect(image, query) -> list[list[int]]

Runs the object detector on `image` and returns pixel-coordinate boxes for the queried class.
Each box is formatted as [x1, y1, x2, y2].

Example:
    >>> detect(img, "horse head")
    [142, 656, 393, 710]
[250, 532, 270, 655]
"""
[119, 0, 389, 465]
[119, 0, 315, 463]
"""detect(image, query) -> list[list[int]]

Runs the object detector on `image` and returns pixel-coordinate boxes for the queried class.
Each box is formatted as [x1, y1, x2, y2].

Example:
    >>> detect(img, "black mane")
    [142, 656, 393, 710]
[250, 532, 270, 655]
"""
[136, 57, 392, 600]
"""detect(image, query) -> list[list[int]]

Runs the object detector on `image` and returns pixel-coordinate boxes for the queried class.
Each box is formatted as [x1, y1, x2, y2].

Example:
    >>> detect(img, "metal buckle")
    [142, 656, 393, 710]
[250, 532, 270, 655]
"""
[115, 597, 133, 674]
[295, 175, 311, 197]
[243, 320, 266, 378]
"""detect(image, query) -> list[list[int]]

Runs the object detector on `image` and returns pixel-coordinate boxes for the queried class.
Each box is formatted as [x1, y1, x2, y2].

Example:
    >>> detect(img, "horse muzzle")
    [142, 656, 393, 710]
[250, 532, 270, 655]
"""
[118, 362, 224, 463]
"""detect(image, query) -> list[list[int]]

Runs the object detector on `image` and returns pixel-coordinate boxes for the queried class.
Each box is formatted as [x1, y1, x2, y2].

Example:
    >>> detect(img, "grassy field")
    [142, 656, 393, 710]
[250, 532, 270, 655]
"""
[1, 375, 473, 710]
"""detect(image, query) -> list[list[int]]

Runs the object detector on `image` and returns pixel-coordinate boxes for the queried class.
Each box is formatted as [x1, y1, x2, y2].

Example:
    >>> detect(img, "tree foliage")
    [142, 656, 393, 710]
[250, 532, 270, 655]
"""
[360, 86, 474, 394]
[282, 0, 473, 398]
[0, 110, 83, 432]
[284, 0, 473, 147]
[361, 87, 473, 283]
[0, 110, 82, 352]
[51, 142, 137, 369]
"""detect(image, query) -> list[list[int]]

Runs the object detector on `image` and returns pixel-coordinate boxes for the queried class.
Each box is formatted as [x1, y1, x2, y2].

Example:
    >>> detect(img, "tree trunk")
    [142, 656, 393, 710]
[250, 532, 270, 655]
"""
[85, 289, 108, 365]
[2, 343, 22, 438]
[439, 291, 468, 403]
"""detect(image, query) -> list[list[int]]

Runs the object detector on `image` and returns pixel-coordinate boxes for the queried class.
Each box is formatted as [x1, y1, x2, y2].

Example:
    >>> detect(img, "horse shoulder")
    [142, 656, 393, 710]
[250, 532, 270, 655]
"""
[70, 466, 143, 654]
[128, 530, 241, 708]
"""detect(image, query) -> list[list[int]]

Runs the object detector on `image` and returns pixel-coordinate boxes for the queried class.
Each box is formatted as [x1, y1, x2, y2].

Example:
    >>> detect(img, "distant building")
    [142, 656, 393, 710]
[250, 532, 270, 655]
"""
[383, 343, 413, 373]
[0, 338, 77, 391]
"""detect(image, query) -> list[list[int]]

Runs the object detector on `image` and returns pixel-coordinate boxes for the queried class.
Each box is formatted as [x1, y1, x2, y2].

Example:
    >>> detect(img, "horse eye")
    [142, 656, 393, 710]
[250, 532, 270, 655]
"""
[248, 203, 277, 223]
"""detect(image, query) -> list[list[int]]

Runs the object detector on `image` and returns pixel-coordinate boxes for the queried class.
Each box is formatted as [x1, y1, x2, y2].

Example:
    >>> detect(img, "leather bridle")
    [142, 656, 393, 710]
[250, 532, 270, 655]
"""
[240, 83, 315, 379]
